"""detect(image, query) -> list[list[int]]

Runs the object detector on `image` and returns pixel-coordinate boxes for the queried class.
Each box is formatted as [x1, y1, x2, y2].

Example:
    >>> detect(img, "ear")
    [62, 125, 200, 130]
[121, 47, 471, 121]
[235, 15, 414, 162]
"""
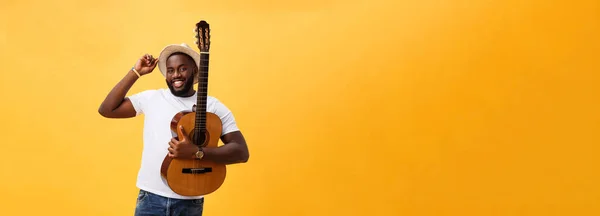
[191, 68, 198, 79]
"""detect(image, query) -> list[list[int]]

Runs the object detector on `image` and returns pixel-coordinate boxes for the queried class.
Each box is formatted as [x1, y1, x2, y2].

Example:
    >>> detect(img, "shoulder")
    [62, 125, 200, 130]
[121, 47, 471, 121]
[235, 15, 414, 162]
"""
[129, 88, 162, 99]
[206, 96, 231, 110]
[206, 96, 240, 135]
[126, 89, 166, 115]
[128, 88, 175, 106]
[206, 95, 236, 116]
[206, 95, 221, 104]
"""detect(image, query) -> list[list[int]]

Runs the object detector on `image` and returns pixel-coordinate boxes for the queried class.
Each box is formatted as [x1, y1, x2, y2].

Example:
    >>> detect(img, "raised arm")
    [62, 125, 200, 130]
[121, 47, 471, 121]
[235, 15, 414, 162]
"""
[98, 54, 158, 118]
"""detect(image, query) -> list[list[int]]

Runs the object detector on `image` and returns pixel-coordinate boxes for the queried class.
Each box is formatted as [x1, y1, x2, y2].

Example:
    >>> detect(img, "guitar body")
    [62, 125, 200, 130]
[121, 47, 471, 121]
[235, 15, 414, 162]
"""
[160, 109, 226, 196]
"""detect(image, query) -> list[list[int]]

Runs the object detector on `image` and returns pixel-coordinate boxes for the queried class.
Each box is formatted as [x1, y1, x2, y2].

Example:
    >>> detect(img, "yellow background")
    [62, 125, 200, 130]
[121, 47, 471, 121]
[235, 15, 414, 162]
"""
[1, 0, 599, 215]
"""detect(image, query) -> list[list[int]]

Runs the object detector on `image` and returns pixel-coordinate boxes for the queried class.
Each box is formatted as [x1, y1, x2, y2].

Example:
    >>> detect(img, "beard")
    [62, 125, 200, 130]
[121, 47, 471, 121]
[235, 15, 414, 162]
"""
[166, 76, 195, 97]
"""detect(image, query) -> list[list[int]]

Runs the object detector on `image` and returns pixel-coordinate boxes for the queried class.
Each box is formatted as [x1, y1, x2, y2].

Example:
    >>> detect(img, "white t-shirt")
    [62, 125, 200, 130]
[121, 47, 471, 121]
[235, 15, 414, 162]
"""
[128, 88, 240, 199]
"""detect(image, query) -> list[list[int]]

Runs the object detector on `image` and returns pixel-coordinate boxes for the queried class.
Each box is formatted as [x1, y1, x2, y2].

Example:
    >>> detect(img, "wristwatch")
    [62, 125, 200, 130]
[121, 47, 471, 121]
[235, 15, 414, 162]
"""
[195, 148, 204, 159]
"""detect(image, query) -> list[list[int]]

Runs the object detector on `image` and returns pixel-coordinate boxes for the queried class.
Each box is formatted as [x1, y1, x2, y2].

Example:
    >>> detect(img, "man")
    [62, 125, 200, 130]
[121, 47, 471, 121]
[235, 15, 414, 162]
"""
[98, 43, 249, 216]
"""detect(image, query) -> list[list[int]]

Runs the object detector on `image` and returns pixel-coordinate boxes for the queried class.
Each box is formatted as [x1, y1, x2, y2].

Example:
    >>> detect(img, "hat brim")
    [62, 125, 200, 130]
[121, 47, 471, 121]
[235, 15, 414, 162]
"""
[157, 44, 200, 84]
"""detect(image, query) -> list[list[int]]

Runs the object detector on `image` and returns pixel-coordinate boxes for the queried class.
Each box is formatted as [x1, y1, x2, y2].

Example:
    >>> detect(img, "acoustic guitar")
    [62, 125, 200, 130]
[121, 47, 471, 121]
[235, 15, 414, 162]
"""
[160, 20, 226, 196]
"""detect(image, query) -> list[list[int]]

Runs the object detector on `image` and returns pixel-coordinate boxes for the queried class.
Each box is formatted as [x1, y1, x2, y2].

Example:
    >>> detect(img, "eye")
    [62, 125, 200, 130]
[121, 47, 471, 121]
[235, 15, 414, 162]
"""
[179, 67, 186, 72]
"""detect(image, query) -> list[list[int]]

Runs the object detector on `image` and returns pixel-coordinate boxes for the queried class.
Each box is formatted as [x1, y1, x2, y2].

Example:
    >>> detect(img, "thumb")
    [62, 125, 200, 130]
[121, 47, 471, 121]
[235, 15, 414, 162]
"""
[178, 125, 188, 140]
[149, 58, 158, 67]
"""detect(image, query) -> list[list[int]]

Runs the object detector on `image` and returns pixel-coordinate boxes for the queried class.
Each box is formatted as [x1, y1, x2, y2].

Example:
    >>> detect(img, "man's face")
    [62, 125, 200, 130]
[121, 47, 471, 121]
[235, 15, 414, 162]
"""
[165, 53, 196, 97]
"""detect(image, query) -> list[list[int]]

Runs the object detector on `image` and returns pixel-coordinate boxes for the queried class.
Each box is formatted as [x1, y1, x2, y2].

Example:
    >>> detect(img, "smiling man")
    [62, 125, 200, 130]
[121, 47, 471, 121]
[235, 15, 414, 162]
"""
[98, 43, 249, 216]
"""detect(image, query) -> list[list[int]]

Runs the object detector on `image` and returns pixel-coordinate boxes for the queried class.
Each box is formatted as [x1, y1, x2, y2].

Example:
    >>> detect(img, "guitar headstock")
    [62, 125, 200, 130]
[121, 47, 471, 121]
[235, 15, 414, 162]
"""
[194, 20, 210, 53]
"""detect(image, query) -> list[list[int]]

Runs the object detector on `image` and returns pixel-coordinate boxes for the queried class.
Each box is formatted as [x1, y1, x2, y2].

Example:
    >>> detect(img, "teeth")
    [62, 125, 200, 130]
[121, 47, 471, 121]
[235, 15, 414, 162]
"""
[174, 81, 184, 87]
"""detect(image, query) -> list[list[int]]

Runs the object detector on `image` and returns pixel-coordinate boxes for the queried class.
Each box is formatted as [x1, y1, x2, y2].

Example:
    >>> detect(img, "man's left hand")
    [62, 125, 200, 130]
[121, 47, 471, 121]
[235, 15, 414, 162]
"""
[168, 125, 199, 159]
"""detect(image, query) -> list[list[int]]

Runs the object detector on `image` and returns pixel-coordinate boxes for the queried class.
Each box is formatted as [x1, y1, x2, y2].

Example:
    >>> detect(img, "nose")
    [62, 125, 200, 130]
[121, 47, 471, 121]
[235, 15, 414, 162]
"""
[171, 71, 183, 79]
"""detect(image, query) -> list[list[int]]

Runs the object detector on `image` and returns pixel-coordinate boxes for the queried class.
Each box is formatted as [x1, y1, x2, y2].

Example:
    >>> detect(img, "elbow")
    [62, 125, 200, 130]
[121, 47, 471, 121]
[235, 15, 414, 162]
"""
[98, 103, 107, 116]
[238, 149, 249, 163]
[98, 108, 107, 117]
[98, 106, 115, 118]
[98, 107, 110, 118]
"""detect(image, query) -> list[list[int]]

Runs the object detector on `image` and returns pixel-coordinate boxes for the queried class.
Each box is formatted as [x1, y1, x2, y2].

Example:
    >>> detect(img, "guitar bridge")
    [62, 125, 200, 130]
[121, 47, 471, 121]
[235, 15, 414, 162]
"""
[182, 168, 212, 174]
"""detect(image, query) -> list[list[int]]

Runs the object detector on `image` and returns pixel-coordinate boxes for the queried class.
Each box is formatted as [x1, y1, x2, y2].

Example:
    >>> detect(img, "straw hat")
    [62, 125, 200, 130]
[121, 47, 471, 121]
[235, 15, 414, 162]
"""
[157, 43, 200, 84]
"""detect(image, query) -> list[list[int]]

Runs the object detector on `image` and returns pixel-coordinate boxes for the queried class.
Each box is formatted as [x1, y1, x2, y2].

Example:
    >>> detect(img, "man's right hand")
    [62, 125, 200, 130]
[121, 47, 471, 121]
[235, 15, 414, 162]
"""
[134, 54, 159, 75]
[99, 54, 157, 118]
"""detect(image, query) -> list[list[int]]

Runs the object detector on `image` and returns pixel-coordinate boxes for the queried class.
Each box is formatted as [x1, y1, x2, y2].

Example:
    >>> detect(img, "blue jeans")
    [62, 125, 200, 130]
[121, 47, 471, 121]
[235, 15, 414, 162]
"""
[134, 190, 204, 216]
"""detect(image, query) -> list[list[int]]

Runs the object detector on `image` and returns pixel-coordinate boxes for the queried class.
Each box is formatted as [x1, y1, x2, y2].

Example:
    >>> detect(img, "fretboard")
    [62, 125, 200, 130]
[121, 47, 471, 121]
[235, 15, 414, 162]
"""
[195, 53, 209, 132]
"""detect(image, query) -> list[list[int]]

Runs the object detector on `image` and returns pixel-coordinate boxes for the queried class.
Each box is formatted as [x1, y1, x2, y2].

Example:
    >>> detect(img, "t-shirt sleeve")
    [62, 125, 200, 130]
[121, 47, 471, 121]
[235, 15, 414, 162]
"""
[211, 99, 240, 136]
[127, 90, 155, 116]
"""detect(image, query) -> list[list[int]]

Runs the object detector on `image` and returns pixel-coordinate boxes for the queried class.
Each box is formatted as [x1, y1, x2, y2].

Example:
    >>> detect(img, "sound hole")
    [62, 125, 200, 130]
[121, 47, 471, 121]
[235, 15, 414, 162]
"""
[190, 129, 207, 147]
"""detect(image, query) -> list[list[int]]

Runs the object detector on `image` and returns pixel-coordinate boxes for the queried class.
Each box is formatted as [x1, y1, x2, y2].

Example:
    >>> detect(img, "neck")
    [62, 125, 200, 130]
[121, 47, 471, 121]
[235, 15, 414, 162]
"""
[171, 89, 196, 98]
[182, 90, 196, 97]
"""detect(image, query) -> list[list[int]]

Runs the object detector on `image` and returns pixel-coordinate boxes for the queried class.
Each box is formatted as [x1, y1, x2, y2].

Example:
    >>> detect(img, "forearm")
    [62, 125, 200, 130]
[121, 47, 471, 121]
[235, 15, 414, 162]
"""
[201, 142, 249, 164]
[98, 70, 139, 113]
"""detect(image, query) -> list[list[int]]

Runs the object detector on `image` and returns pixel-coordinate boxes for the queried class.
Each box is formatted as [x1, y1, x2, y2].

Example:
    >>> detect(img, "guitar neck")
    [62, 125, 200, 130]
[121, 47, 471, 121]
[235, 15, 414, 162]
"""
[195, 52, 209, 132]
